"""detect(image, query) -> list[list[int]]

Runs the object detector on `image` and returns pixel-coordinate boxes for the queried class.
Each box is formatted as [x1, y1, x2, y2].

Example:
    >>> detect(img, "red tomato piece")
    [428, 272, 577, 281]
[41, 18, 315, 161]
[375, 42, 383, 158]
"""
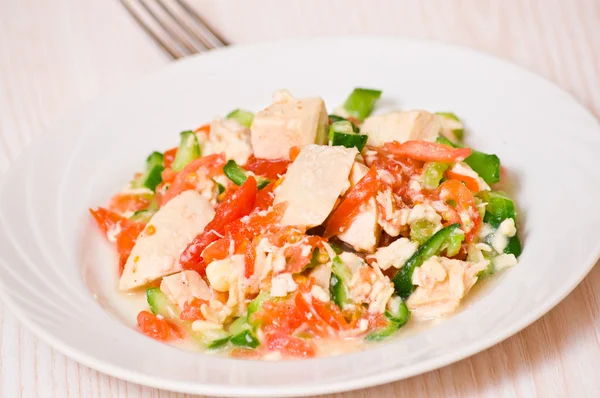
[89, 207, 124, 235]
[445, 170, 480, 192]
[180, 297, 207, 321]
[438, 179, 481, 241]
[243, 155, 291, 180]
[115, 221, 146, 274]
[161, 153, 226, 205]
[137, 311, 181, 341]
[384, 140, 471, 163]
[289, 146, 300, 161]
[263, 331, 317, 358]
[324, 165, 381, 238]
[161, 168, 177, 183]
[201, 237, 232, 265]
[284, 236, 323, 274]
[179, 176, 258, 274]
[194, 123, 211, 136]
[163, 147, 178, 169]
[312, 299, 350, 331]
[108, 193, 152, 214]
[254, 181, 276, 211]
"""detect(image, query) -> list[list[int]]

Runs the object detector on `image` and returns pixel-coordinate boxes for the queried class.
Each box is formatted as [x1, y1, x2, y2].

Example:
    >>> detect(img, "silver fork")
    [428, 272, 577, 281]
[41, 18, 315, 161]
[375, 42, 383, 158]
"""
[120, 0, 228, 59]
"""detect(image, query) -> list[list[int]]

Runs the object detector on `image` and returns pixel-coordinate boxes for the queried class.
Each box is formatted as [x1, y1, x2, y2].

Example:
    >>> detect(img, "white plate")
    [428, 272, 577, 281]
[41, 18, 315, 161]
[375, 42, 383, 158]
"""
[1, 36, 599, 397]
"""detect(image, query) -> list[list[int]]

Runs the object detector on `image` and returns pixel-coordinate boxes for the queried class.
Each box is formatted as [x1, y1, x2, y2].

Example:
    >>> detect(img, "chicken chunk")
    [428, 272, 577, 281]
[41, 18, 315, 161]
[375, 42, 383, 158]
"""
[406, 256, 489, 319]
[160, 270, 212, 310]
[362, 110, 458, 146]
[119, 190, 215, 291]
[250, 90, 328, 159]
[201, 117, 252, 165]
[369, 238, 418, 270]
[337, 162, 382, 252]
[274, 144, 358, 228]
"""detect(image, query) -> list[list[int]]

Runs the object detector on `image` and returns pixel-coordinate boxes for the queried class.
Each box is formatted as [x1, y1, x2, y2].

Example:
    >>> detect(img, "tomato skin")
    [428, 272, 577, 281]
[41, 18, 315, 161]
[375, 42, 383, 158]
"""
[311, 299, 350, 331]
[263, 331, 317, 358]
[243, 155, 290, 180]
[89, 207, 124, 235]
[445, 170, 479, 192]
[289, 146, 300, 161]
[438, 179, 481, 241]
[254, 181, 276, 210]
[194, 123, 211, 136]
[137, 311, 181, 341]
[163, 147, 178, 169]
[180, 297, 207, 321]
[108, 193, 152, 214]
[201, 237, 231, 264]
[324, 165, 381, 238]
[384, 140, 471, 163]
[179, 176, 258, 274]
[161, 153, 226, 205]
[284, 236, 323, 274]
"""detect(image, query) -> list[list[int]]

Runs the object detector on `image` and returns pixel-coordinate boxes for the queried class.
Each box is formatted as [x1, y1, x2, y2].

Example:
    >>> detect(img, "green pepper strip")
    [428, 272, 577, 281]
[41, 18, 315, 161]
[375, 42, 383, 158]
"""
[223, 159, 270, 189]
[342, 88, 382, 121]
[393, 223, 461, 299]
[437, 136, 500, 184]
[479, 191, 522, 256]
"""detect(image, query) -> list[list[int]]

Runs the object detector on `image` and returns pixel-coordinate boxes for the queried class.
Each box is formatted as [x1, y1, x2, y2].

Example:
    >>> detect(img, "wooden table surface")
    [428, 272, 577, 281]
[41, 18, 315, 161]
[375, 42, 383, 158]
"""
[1, 0, 599, 397]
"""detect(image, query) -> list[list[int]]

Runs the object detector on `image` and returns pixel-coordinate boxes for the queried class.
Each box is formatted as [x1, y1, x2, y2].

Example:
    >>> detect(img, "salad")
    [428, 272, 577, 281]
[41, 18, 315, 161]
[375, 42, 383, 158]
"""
[90, 88, 522, 359]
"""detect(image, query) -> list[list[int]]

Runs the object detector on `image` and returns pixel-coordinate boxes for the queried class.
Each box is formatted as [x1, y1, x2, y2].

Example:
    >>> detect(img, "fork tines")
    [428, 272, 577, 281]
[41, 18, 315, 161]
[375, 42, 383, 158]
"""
[120, 0, 227, 59]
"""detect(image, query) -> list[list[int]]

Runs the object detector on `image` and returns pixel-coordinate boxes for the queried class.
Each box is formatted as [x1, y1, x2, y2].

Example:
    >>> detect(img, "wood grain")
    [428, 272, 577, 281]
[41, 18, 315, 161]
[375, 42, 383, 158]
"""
[1, 0, 599, 397]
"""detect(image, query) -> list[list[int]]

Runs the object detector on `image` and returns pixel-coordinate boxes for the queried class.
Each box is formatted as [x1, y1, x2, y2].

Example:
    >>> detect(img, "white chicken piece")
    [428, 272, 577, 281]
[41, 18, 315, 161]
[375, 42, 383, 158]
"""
[406, 256, 489, 319]
[274, 144, 358, 228]
[347, 262, 395, 314]
[119, 191, 215, 291]
[362, 110, 458, 146]
[337, 162, 382, 252]
[160, 270, 212, 310]
[250, 90, 328, 159]
[200, 117, 253, 165]
[369, 238, 418, 270]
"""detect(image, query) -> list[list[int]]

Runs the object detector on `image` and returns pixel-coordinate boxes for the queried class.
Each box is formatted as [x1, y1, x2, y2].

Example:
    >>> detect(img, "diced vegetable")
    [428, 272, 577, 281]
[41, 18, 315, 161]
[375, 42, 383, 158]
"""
[329, 255, 351, 308]
[231, 329, 260, 348]
[146, 287, 179, 319]
[328, 115, 360, 132]
[436, 112, 464, 141]
[223, 159, 270, 189]
[247, 291, 270, 322]
[479, 191, 522, 256]
[393, 223, 461, 299]
[226, 109, 254, 128]
[365, 301, 410, 341]
[410, 219, 436, 244]
[128, 198, 159, 223]
[207, 335, 231, 349]
[421, 162, 449, 189]
[444, 228, 465, 257]
[171, 131, 201, 172]
[385, 140, 471, 163]
[329, 120, 368, 151]
[132, 152, 165, 192]
[342, 88, 382, 121]
[437, 136, 500, 184]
